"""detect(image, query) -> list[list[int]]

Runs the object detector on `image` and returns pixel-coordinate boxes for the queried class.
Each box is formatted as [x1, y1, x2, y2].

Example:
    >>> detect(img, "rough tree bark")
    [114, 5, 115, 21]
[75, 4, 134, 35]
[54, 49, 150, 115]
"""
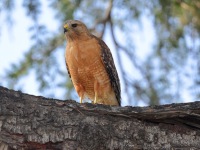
[0, 86, 200, 150]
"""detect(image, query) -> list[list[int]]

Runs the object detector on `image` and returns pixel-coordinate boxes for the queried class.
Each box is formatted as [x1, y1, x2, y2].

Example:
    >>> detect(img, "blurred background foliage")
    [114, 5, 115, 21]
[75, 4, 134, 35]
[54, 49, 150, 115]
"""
[0, 0, 199, 106]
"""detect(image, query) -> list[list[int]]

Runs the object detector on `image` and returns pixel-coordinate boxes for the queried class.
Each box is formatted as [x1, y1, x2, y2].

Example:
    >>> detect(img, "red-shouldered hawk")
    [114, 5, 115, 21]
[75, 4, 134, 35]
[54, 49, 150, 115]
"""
[64, 20, 120, 106]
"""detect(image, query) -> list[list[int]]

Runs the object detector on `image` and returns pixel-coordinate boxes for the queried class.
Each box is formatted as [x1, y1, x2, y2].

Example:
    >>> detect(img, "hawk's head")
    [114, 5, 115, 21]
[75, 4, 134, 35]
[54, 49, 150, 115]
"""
[63, 20, 90, 40]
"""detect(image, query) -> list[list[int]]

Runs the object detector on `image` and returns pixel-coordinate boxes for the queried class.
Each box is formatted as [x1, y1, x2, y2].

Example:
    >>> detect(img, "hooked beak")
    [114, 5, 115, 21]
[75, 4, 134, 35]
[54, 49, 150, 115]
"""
[64, 28, 67, 33]
[63, 24, 69, 33]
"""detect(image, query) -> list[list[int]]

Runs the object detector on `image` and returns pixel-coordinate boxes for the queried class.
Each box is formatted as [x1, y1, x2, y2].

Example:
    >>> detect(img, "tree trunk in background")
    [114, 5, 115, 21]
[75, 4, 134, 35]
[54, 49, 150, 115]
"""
[0, 86, 200, 150]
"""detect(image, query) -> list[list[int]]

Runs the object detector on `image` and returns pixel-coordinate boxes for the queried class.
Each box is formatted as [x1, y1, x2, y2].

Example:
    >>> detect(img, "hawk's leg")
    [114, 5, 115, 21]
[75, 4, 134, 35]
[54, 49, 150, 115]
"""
[80, 96, 83, 104]
[94, 81, 99, 104]
[94, 92, 97, 104]
[75, 84, 84, 104]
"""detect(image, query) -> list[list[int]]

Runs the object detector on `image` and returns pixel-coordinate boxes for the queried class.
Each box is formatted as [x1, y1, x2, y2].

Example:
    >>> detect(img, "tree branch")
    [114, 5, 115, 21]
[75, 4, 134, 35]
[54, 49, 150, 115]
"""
[89, 0, 113, 39]
[1, 86, 200, 149]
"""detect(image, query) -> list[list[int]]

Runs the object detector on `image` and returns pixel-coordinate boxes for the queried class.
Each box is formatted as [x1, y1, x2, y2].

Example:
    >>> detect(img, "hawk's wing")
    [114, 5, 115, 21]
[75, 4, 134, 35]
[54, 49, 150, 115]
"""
[94, 36, 121, 105]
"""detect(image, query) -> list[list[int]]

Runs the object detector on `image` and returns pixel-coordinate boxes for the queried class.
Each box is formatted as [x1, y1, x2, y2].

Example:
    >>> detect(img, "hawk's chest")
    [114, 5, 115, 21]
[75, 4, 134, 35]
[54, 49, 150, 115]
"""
[66, 39, 101, 68]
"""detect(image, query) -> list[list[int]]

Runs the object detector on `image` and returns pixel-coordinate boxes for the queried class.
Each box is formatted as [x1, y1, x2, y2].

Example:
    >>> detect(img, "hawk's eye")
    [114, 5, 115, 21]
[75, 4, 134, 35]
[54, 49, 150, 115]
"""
[71, 24, 77, 28]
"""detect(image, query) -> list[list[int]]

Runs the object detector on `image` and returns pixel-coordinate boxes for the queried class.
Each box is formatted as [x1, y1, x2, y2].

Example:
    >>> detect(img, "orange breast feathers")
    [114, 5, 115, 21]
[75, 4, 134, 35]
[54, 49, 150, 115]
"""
[64, 20, 121, 106]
